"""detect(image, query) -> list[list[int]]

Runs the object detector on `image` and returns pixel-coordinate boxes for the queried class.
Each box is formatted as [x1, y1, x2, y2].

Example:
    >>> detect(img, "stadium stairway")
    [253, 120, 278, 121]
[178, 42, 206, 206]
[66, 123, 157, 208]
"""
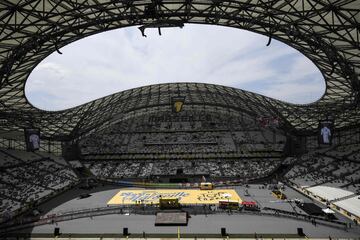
[340, 179, 360, 190]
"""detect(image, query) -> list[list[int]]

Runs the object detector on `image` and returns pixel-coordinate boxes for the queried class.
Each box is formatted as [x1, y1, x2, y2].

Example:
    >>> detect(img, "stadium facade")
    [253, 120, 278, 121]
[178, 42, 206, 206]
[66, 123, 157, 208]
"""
[0, 0, 360, 239]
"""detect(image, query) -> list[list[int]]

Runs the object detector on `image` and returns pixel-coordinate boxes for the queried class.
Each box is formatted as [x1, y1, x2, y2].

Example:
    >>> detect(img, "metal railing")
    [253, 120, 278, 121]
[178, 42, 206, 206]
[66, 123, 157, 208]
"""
[1, 202, 356, 235]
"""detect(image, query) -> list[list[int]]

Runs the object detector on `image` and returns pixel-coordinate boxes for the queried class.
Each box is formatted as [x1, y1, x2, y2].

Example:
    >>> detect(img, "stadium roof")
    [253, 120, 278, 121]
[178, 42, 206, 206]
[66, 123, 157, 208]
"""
[0, 0, 359, 139]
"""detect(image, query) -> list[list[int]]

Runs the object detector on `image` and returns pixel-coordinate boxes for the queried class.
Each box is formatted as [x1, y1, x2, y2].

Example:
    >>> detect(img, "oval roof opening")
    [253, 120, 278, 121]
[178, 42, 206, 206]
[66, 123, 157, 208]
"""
[26, 25, 325, 111]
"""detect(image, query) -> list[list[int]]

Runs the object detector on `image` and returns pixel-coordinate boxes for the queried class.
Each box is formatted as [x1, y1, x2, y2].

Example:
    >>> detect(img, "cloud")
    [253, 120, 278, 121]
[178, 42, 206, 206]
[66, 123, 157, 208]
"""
[259, 80, 324, 104]
[25, 25, 324, 111]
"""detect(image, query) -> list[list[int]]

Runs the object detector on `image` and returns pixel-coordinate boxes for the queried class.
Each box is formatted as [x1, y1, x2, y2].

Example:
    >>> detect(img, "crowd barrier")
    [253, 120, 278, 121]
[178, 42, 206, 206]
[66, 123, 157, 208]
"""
[0, 203, 353, 235]
[104, 178, 249, 189]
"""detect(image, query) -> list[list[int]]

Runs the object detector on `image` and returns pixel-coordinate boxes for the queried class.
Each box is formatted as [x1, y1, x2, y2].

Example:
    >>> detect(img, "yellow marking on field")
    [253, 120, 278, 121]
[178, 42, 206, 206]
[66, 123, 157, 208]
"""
[108, 189, 242, 205]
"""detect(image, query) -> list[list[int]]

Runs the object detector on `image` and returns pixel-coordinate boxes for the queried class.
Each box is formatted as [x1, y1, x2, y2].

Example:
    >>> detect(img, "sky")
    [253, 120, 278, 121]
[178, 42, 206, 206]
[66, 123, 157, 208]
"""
[25, 24, 325, 111]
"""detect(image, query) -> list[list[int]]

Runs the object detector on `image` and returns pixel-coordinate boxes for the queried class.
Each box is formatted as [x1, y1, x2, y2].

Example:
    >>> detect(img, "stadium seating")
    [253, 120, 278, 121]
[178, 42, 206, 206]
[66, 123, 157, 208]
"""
[326, 143, 360, 159]
[78, 111, 285, 183]
[0, 149, 79, 221]
[85, 159, 281, 180]
[285, 151, 359, 188]
[284, 144, 360, 201]
[283, 144, 360, 222]
[79, 111, 285, 162]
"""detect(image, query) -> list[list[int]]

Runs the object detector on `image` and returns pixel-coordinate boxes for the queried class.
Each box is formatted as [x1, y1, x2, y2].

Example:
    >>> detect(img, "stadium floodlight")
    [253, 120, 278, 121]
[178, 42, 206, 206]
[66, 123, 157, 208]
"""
[266, 33, 272, 46]
[54, 41, 63, 55]
[138, 20, 184, 37]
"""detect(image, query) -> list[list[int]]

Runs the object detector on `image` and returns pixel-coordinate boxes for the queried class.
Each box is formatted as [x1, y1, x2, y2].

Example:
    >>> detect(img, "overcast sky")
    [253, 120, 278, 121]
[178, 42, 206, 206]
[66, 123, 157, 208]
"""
[25, 24, 325, 111]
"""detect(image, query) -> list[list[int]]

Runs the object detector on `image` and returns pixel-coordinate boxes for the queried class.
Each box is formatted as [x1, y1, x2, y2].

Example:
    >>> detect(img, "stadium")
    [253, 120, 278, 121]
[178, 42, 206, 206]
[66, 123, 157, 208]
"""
[0, 0, 360, 239]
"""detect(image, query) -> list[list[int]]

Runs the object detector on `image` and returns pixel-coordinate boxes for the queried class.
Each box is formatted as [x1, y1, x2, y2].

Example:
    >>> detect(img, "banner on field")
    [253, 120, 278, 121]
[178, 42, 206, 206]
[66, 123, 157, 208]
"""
[108, 189, 242, 205]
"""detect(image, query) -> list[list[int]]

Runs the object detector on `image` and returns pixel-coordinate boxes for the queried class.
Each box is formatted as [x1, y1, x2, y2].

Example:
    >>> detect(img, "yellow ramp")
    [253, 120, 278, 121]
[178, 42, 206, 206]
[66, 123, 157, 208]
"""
[108, 189, 242, 205]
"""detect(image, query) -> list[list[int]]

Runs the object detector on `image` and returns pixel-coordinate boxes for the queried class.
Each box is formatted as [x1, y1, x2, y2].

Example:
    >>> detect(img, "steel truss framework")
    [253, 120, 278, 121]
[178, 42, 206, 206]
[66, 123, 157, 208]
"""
[0, 0, 359, 140]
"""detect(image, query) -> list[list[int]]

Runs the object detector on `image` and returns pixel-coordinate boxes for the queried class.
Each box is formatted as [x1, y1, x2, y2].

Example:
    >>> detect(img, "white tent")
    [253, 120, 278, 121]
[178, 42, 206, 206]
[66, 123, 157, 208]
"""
[322, 208, 335, 214]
